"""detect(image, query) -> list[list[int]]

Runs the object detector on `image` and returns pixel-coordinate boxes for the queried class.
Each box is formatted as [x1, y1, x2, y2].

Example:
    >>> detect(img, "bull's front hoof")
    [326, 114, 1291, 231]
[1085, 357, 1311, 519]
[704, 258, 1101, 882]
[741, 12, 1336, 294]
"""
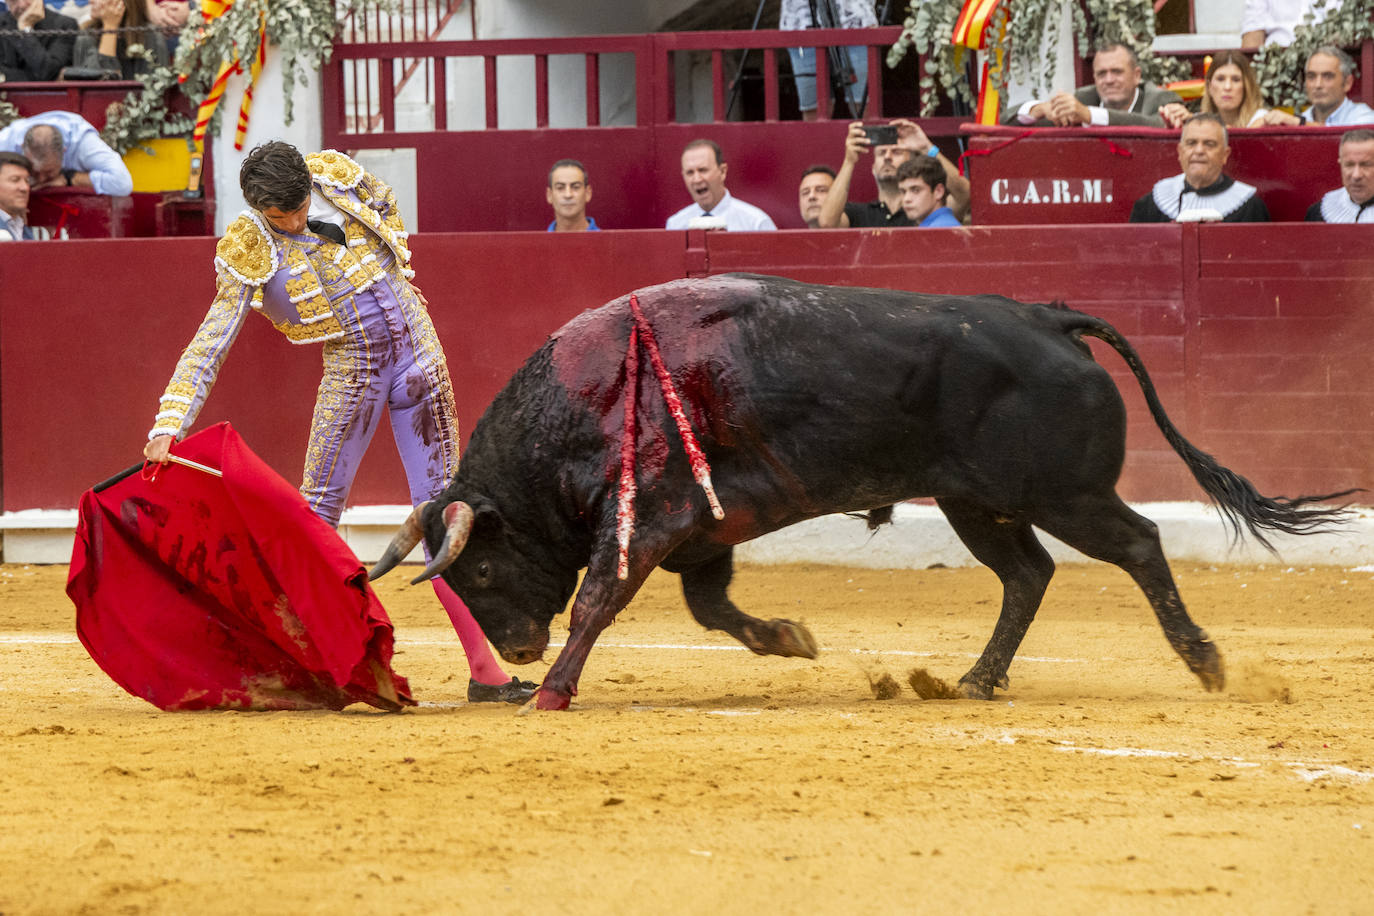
[741, 618, 819, 659]
[535, 688, 573, 711]
[770, 618, 819, 659]
[956, 675, 995, 700]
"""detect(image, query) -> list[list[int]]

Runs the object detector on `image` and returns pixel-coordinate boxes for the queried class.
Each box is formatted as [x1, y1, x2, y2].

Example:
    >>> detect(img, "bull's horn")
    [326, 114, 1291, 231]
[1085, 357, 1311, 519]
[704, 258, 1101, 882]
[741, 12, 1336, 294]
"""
[368, 501, 430, 581]
[408, 501, 475, 585]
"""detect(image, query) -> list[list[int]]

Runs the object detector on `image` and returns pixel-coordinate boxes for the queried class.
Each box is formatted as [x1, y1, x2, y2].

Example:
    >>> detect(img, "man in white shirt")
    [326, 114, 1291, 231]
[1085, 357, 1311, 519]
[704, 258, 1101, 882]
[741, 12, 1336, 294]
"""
[665, 139, 777, 231]
[0, 111, 134, 196]
[1240, 0, 1328, 49]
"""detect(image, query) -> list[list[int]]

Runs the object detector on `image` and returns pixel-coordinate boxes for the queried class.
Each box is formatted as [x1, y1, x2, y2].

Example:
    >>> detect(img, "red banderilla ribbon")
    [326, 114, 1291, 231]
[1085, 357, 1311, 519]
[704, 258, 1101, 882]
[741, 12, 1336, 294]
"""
[616, 294, 725, 580]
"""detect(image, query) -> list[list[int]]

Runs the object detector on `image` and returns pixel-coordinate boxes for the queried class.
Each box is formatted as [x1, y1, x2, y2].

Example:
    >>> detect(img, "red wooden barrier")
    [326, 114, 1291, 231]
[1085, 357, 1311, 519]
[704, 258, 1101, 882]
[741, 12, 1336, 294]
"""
[2, 225, 1369, 515]
[1, 80, 144, 130]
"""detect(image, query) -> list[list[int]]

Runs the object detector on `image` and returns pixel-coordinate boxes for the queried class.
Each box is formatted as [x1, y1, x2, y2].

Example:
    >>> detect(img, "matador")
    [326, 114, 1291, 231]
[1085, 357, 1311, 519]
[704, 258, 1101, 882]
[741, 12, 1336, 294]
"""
[145, 141, 537, 704]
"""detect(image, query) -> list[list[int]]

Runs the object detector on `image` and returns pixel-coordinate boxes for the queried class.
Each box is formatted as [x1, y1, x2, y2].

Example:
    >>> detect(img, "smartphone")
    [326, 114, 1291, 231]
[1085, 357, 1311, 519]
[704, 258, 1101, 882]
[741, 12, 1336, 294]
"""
[862, 124, 899, 147]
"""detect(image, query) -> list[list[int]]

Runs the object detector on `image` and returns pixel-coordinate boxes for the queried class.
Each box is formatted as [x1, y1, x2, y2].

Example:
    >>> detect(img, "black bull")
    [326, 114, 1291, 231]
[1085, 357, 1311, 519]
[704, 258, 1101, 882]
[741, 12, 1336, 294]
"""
[371, 275, 1349, 709]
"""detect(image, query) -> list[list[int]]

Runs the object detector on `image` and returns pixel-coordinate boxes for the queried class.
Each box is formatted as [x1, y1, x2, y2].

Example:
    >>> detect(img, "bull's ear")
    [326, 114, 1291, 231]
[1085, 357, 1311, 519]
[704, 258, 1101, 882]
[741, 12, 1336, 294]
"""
[471, 502, 506, 536]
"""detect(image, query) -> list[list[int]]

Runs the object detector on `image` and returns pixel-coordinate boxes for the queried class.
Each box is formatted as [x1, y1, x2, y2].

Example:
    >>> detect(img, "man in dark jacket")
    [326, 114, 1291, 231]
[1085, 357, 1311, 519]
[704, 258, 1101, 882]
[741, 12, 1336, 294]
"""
[0, 0, 78, 83]
[1005, 42, 1180, 128]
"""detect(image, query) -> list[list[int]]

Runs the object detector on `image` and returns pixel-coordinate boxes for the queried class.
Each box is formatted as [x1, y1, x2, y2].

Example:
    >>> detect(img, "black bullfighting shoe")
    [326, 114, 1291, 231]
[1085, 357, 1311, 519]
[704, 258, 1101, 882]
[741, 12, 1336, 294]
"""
[467, 676, 539, 704]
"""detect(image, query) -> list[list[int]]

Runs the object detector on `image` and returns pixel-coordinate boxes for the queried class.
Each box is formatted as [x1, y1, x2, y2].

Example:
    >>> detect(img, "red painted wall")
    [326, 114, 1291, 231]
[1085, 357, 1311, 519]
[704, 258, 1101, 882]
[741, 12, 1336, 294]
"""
[2, 224, 1369, 513]
[394, 119, 968, 233]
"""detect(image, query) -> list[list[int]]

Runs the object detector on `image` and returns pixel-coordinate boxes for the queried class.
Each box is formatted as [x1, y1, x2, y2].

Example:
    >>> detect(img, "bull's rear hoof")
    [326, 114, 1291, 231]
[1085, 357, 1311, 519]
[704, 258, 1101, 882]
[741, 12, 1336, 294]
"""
[1189, 641, 1225, 693]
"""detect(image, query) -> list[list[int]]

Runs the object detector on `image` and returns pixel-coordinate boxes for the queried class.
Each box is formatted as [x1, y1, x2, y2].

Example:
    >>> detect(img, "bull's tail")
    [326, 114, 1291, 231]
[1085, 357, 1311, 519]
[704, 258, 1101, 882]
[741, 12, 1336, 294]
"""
[1059, 311, 1357, 551]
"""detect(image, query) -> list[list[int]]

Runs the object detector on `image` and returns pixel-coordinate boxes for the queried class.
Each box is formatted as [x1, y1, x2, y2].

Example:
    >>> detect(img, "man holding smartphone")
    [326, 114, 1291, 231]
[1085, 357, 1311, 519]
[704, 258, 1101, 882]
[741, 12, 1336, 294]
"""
[816, 119, 968, 228]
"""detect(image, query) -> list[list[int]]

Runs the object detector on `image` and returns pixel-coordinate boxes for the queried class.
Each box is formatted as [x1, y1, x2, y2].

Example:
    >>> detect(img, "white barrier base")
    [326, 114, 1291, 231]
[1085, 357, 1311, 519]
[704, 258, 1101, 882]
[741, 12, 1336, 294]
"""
[6, 502, 1373, 568]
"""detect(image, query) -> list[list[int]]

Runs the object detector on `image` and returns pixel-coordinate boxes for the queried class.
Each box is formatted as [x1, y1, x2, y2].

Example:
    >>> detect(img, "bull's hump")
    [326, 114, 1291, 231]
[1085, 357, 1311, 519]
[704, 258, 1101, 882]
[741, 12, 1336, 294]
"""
[557, 275, 768, 337]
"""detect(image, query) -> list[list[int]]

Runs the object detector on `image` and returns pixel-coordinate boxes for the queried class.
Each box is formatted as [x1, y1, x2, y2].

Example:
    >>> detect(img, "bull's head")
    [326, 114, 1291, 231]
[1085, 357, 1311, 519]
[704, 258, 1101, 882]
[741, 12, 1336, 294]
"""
[369, 500, 574, 664]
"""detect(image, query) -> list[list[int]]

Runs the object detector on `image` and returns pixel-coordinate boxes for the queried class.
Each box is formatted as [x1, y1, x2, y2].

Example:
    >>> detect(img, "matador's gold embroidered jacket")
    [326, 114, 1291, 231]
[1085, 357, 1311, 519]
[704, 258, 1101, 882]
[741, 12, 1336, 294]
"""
[149, 151, 418, 441]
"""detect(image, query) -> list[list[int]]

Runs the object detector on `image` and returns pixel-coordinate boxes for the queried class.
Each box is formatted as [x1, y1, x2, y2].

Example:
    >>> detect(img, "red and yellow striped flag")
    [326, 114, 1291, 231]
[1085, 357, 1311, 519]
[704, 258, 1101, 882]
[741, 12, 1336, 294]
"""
[198, 0, 235, 22]
[233, 14, 268, 150]
[952, 0, 1006, 125]
[952, 0, 1002, 50]
[193, 59, 238, 145]
[975, 50, 1002, 124]
[187, 0, 267, 152]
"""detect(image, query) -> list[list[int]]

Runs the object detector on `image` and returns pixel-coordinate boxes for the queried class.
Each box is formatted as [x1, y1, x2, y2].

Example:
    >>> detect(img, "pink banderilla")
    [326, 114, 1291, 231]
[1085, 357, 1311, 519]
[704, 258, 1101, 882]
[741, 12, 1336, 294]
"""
[617, 294, 725, 580]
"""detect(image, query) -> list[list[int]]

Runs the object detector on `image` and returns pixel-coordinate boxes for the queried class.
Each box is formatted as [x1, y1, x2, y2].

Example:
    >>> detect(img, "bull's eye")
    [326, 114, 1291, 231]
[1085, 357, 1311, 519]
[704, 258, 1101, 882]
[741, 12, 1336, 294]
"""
[475, 560, 492, 586]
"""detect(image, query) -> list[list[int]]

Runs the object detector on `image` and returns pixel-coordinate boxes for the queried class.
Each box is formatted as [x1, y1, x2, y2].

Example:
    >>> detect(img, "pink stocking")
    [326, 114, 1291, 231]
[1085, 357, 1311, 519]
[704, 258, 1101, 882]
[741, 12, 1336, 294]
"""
[431, 578, 510, 685]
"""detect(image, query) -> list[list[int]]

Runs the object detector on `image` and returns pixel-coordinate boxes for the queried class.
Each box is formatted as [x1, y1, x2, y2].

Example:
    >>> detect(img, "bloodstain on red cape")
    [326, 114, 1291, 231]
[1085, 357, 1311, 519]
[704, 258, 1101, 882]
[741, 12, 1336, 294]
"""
[67, 422, 415, 712]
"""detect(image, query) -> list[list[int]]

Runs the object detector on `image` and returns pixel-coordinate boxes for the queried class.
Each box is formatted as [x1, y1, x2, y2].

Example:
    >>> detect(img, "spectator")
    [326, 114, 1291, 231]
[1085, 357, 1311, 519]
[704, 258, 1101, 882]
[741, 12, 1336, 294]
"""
[71, 0, 169, 81]
[1265, 47, 1374, 127]
[798, 165, 834, 228]
[1130, 113, 1269, 223]
[545, 159, 599, 232]
[1006, 42, 1181, 128]
[1160, 50, 1271, 129]
[1240, 0, 1328, 50]
[1306, 128, 1374, 223]
[819, 119, 969, 228]
[665, 139, 776, 231]
[0, 150, 39, 239]
[895, 156, 962, 227]
[780, 0, 875, 121]
[0, 0, 78, 82]
[0, 111, 133, 195]
[144, 0, 188, 56]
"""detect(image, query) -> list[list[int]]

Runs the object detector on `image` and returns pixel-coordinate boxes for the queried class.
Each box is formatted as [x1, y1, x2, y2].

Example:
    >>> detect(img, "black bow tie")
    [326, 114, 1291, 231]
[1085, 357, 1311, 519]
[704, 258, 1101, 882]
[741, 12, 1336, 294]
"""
[307, 218, 345, 245]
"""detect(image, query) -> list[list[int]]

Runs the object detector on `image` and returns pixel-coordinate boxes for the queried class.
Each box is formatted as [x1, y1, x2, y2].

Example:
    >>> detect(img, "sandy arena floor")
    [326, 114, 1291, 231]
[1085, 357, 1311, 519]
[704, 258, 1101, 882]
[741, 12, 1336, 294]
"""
[1, 559, 1372, 914]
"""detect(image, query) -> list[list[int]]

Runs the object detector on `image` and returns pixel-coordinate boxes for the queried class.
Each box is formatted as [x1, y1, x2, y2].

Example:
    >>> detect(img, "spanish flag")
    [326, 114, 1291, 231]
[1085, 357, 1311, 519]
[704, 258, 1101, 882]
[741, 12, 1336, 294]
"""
[952, 0, 1001, 49]
[952, 0, 1005, 125]
[187, 0, 267, 151]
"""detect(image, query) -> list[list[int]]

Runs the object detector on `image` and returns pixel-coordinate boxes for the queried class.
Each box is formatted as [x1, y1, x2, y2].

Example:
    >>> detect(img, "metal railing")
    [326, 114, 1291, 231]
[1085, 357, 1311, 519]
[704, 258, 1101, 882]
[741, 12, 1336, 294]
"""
[320, 26, 961, 143]
[336, 0, 465, 133]
[337, 0, 463, 44]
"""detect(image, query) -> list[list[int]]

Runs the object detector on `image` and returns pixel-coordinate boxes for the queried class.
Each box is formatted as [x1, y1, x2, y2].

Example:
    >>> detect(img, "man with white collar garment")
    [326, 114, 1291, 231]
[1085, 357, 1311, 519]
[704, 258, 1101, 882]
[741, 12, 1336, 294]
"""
[1307, 129, 1374, 223]
[665, 139, 776, 231]
[1129, 114, 1269, 223]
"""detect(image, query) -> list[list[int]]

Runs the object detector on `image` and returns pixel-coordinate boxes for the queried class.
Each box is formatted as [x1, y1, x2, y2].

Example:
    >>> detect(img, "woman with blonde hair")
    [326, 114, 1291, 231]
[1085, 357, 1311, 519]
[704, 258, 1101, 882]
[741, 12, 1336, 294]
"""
[1160, 50, 1270, 129]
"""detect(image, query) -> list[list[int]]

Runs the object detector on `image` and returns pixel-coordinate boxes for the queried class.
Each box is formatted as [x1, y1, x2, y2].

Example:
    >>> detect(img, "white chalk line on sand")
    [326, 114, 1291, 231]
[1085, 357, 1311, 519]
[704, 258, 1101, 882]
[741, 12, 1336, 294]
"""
[0, 632, 1089, 664]
[1046, 739, 1374, 786]
[0, 634, 78, 645]
[3, 634, 1365, 786]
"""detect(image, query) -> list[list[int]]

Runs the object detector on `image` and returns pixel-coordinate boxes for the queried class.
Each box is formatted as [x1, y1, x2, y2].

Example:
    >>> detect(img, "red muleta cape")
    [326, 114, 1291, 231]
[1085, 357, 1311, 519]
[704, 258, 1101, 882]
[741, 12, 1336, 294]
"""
[67, 422, 414, 711]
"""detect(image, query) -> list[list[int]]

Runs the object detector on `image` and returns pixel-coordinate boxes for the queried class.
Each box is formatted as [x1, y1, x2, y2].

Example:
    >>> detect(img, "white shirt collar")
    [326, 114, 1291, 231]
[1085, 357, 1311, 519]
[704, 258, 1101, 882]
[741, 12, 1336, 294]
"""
[697, 190, 732, 217]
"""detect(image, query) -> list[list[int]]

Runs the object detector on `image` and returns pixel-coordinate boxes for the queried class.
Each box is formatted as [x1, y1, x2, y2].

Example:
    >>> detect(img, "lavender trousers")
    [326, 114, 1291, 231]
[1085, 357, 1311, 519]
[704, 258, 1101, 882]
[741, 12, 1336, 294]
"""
[299, 266, 459, 528]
